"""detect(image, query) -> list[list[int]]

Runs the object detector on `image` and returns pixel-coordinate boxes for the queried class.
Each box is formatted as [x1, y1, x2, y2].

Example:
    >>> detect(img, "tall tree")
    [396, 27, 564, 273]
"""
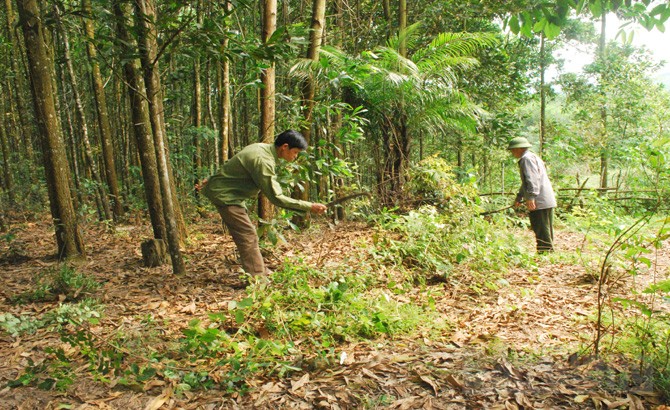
[292, 0, 326, 227]
[113, 0, 166, 241]
[0, 104, 14, 205]
[192, 0, 203, 199]
[258, 0, 277, 221]
[16, 0, 85, 258]
[218, 0, 232, 163]
[53, 2, 112, 221]
[597, 13, 609, 189]
[4, 0, 35, 165]
[82, 0, 124, 219]
[134, 0, 185, 275]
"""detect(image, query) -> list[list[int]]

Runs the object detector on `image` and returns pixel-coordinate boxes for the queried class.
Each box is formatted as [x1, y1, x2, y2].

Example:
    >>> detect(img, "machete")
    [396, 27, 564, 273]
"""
[326, 192, 371, 208]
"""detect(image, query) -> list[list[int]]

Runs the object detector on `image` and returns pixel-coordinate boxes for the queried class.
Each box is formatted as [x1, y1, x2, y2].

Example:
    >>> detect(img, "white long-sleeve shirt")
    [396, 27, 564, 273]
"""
[515, 150, 557, 210]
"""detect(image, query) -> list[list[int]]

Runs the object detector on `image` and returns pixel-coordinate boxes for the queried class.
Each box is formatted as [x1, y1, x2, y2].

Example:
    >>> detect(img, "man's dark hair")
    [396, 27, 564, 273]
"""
[274, 130, 308, 150]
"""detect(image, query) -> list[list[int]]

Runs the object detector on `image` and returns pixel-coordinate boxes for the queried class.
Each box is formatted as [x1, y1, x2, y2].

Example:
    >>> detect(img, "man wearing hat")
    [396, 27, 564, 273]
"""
[508, 137, 556, 253]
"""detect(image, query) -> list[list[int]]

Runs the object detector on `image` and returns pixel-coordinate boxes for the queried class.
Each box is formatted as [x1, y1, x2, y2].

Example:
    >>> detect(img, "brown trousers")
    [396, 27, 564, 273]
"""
[217, 205, 267, 276]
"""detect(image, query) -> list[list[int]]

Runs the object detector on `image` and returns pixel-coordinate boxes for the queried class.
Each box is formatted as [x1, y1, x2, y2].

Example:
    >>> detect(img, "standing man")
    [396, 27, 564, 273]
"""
[200, 130, 328, 278]
[508, 137, 557, 253]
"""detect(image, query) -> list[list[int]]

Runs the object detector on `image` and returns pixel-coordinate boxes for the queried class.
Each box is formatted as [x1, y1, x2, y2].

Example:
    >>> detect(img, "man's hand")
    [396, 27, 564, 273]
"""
[513, 201, 522, 209]
[310, 203, 328, 215]
[195, 178, 208, 192]
[526, 199, 536, 211]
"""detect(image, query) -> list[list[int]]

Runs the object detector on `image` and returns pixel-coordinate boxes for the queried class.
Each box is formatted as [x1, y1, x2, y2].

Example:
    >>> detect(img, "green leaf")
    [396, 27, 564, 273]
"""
[533, 19, 547, 33]
[234, 310, 245, 324]
[589, 0, 603, 17]
[544, 22, 561, 39]
[509, 15, 520, 34]
[238, 298, 254, 309]
[520, 13, 533, 38]
[613, 297, 652, 316]
[644, 279, 670, 294]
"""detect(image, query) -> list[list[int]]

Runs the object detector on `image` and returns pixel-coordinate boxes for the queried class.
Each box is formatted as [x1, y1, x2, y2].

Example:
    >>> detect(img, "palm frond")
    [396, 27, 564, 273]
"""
[387, 21, 423, 52]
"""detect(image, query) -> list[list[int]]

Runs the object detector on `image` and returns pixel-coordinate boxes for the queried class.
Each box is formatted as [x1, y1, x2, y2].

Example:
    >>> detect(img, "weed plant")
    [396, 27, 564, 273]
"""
[10, 264, 100, 304]
[564, 202, 670, 399]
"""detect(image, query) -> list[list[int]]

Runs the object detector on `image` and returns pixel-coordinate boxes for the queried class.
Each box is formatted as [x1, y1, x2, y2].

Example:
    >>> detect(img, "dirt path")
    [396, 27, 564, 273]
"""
[0, 216, 668, 409]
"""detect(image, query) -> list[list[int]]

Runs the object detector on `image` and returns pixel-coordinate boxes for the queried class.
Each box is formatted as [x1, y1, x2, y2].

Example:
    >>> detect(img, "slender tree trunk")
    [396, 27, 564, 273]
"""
[331, 0, 346, 221]
[82, 0, 124, 219]
[135, 0, 185, 275]
[300, 0, 326, 147]
[293, 0, 326, 227]
[0, 109, 14, 204]
[258, 0, 277, 221]
[4, 0, 35, 166]
[193, 1, 203, 199]
[398, 0, 407, 57]
[54, 2, 112, 221]
[134, 0, 187, 243]
[382, 0, 392, 41]
[598, 14, 609, 190]
[219, 0, 232, 163]
[58, 70, 84, 208]
[539, 33, 546, 157]
[17, 0, 85, 258]
[113, 0, 166, 241]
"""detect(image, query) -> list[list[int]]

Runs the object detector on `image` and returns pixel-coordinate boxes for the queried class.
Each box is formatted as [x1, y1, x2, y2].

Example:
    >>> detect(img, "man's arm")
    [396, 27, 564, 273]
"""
[253, 160, 325, 212]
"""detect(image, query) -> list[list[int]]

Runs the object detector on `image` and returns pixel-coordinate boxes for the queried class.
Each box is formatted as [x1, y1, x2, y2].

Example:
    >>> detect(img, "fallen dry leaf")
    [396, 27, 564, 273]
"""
[291, 373, 310, 392]
[144, 387, 172, 410]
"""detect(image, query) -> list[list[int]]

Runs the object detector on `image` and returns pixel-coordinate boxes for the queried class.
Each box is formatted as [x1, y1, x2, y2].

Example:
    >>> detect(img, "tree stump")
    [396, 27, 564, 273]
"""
[141, 239, 168, 267]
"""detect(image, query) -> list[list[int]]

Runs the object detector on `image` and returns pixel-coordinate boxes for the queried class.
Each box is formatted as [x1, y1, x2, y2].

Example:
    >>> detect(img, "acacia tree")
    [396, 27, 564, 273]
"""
[135, 0, 185, 275]
[16, 0, 85, 258]
[3, 0, 35, 166]
[559, 41, 661, 189]
[113, 0, 167, 241]
[82, 0, 124, 219]
[53, 2, 112, 222]
[258, 0, 277, 221]
[291, 0, 326, 227]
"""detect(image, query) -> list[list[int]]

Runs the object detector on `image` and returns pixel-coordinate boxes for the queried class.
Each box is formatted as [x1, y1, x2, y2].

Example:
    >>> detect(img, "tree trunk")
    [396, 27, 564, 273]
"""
[58, 70, 84, 209]
[17, 0, 85, 258]
[539, 33, 546, 157]
[134, 0, 188, 244]
[4, 0, 35, 166]
[598, 13, 609, 190]
[135, 0, 185, 275]
[113, 0, 167, 241]
[192, 2, 203, 199]
[398, 0, 407, 57]
[219, 0, 232, 163]
[0, 109, 14, 205]
[258, 0, 277, 221]
[82, 0, 124, 219]
[293, 0, 326, 227]
[53, 2, 112, 222]
[382, 0, 392, 41]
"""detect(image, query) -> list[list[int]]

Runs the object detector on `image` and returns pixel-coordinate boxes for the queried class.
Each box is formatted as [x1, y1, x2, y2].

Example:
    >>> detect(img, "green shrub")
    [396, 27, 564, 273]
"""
[10, 264, 100, 304]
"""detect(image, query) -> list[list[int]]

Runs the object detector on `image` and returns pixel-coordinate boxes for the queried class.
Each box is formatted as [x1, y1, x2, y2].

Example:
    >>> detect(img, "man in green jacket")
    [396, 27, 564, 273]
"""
[200, 130, 328, 277]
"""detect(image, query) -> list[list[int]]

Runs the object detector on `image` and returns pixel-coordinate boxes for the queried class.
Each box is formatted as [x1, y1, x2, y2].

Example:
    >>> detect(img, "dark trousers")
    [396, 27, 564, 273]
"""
[529, 208, 554, 253]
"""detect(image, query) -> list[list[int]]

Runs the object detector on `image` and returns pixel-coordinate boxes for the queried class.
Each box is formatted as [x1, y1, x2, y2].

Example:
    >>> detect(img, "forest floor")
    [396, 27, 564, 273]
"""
[0, 212, 669, 410]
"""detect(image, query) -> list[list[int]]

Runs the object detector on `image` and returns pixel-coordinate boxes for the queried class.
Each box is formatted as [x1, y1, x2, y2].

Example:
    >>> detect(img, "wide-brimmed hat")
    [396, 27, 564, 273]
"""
[507, 137, 532, 149]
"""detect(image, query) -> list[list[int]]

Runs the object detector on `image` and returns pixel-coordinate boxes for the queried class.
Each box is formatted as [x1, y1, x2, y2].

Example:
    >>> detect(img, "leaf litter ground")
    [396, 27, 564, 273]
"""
[0, 213, 669, 409]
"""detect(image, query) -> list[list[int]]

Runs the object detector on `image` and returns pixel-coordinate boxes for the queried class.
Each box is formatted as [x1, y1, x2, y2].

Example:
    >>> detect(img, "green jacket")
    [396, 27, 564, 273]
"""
[202, 143, 312, 212]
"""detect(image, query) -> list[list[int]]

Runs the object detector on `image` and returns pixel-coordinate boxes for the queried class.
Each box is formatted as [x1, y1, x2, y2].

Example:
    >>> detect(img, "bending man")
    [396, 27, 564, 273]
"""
[201, 130, 328, 277]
